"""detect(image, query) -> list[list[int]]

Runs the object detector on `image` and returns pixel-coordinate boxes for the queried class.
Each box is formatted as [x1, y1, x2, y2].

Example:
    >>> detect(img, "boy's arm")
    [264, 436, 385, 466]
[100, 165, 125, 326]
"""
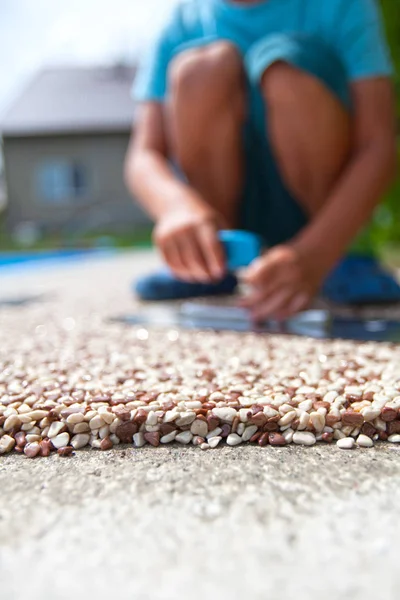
[242, 77, 397, 321]
[124, 103, 226, 282]
[292, 77, 397, 277]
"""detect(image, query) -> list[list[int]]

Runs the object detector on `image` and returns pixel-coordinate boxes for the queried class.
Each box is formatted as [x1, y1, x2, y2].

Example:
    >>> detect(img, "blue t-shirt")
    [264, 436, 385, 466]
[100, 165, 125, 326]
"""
[134, 0, 392, 102]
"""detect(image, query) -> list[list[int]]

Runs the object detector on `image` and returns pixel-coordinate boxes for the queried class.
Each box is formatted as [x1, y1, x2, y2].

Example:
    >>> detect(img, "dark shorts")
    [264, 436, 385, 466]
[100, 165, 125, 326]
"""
[175, 33, 350, 247]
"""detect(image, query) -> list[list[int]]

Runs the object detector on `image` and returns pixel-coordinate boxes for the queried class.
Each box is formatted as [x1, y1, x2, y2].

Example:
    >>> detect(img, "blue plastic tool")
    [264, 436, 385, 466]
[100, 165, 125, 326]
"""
[218, 230, 263, 270]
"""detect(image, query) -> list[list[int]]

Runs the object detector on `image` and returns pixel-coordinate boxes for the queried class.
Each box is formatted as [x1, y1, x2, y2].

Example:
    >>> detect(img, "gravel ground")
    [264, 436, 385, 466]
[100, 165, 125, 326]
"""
[1, 251, 400, 600]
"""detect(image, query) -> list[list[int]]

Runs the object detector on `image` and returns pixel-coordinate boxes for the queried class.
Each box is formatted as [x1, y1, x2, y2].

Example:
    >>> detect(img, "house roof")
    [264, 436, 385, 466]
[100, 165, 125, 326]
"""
[0, 65, 137, 138]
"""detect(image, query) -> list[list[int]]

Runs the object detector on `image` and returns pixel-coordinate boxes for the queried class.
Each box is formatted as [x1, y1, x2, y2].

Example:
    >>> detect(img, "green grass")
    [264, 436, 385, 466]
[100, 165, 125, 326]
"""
[0, 226, 153, 252]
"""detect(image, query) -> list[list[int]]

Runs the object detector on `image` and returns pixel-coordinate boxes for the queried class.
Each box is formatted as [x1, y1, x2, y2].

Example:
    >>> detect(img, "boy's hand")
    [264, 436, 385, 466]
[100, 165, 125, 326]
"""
[240, 245, 323, 321]
[153, 202, 226, 283]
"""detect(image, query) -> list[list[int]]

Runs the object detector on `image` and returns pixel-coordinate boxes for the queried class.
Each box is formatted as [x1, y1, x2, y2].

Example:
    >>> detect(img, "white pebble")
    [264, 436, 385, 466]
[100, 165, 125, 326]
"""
[388, 434, 400, 443]
[71, 434, 90, 450]
[226, 433, 242, 446]
[160, 431, 177, 444]
[51, 432, 70, 449]
[133, 432, 145, 448]
[242, 425, 258, 442]
[89, 415, 105, 430]
[176, 412, 197, 427]
[310, 412, 325, 432]
[208, 436, 222, 449]
[293, 432, 316, 446]
[0, 435, 15, 454]
[200, 443, 210, 451]
[48, 421, 64, 438]
[207, 427, 222, 440]
[190, 419, 208, 438]
[357, 434, 374, 448]
[278, 411, 296, 427]
[282, 428, 294, 444]
[337, 437, 356, 450]
[175, 431, 193, 445]
[212, 407, 237, 423]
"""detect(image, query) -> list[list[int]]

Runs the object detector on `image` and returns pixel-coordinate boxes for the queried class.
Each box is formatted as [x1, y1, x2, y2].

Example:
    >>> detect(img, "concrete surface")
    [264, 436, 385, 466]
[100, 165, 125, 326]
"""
[1, 251, 400, 600]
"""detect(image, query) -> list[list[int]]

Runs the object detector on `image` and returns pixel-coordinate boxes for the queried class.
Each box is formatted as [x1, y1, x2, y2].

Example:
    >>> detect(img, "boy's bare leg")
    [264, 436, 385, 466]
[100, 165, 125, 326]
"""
[167, 42, 246, 227]
[261, 62, 351, 217]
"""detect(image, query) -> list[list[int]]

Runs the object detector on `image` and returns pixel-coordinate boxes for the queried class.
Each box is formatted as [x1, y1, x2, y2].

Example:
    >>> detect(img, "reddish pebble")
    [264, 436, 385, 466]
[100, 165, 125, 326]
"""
[321, 432, 334, 443]
[40, 439, 52, 457]
[144, 432, 160, 447]
[220, 424, 231, 438]
[269, 433, 287, 446]
[24, 443, 41, 458]
[388, 421, 400, 435]
[100, 437, 113, 451]
[381, 407, 398, 422]
[361, 423, 377, 438]
[342, 411, 364, 427]
[258, 432, 269, 447]
[207, 416, 220, 432]
[58, 446, 74, 457]
[250, 413, 267, 428]
[250, 431, 262, 443]
[115, 421, 138, 443]
[14, 432, 27, 448]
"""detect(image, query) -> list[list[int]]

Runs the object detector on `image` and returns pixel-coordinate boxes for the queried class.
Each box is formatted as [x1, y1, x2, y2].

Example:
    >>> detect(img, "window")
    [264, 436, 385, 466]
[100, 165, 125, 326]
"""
[36, 160, 89, 204]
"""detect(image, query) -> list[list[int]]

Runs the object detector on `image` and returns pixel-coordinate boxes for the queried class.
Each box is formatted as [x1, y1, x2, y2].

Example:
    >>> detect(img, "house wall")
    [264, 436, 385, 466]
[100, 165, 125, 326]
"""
[3, 132, 152, 235]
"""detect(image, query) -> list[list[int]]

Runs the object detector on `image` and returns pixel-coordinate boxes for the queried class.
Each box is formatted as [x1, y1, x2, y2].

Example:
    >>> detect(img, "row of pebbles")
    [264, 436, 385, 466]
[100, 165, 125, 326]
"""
[2, 326, 400, 457]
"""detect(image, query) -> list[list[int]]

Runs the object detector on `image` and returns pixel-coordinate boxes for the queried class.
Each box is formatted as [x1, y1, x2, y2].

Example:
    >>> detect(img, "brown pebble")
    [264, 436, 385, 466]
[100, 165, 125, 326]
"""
[207, 415, 220, 432]
[100, 437, 113, 451]
[160, 423, 176, 436]
[133, 409, 148, 425]
[58, 446, 74, 457]
[269, 433, 287, 446]
[144, 432, 160, 447]
[249, 413, 267, 428]
[258, 432, 269, 447]
[0, 416, 5, 427]
[231, 416, 240, 434]
[251, 405, 264, 415]
[40, 439, 52, 457]
[220, 424, 231, 439]
[381, 407, 398, 422]
[250, 431, 262, 443]
[263, 420, 279, 432]
[313, 401, 331, 411]
[379, 431, 388, 441]
[115, 421, 138, 443]
[326, 414, 341, 427]
[115, 410, 131, 422]
[342, 411, 364, 427]
[361, 423, 377, 438]
[14, 431, 27, 448]
[363, 391, 375, 401]
[202, 402, 216, 410]
[24, 443, 41, 458]
[321, 432, 334, 443]
[388, 421, 400, 435]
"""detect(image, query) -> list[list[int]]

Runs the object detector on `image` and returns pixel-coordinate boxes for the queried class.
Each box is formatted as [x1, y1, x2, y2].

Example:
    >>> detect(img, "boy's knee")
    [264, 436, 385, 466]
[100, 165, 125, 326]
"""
[168, 41, 244, 104]
[261, 61, 325, 106]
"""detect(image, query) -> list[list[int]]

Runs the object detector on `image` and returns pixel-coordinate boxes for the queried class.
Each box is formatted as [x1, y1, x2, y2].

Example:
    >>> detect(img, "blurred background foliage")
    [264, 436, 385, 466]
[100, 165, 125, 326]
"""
[362, 0, 400, 254]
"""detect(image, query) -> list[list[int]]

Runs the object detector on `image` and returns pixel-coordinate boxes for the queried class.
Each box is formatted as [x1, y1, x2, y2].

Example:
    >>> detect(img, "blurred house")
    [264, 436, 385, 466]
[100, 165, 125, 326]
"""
[0, 65, 150, 236]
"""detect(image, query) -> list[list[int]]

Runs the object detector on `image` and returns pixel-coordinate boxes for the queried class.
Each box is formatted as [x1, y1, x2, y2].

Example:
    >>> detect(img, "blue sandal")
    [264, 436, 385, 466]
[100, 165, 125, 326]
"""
[322, 255, 400, 305]
[135, 269, 238, 301]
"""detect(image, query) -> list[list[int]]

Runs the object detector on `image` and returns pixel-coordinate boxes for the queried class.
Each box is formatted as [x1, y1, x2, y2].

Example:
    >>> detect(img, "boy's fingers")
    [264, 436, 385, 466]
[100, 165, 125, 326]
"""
[244, 256, 280, 286]
[197, 224, 226, 280]
[240, 273, 288, 308]
[250, 287, 294, 322]
[162, 240, 194, 281]
[277, 292, 310, 320]
[180, 233, 211, 282]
